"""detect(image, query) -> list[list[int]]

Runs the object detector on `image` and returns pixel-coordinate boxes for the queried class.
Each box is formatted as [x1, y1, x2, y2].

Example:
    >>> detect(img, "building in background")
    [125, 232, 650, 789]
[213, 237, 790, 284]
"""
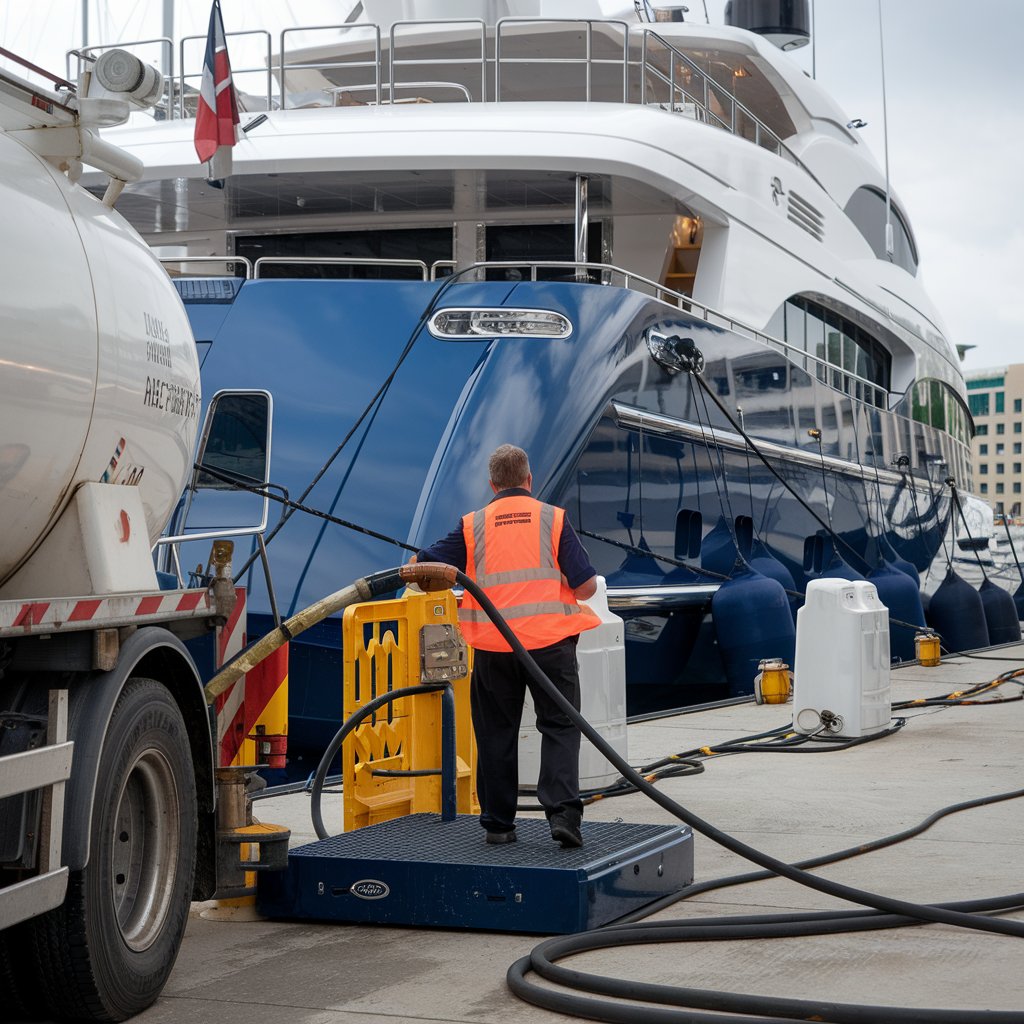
[966, 365, 1024, 515]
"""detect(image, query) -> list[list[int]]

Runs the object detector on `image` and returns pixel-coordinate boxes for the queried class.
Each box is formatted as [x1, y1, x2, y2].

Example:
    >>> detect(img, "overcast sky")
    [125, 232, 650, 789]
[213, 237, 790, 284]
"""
[5, 0, 1019, 374]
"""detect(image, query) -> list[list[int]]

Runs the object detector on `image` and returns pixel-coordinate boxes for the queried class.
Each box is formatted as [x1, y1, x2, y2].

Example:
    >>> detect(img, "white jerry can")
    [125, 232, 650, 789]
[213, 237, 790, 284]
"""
[518, 576, 628, 791]
[793, 578, 891, 738]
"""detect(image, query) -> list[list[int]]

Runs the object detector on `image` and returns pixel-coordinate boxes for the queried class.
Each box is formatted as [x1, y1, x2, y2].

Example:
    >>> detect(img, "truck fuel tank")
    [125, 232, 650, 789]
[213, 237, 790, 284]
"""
[0, 129, 200, 589]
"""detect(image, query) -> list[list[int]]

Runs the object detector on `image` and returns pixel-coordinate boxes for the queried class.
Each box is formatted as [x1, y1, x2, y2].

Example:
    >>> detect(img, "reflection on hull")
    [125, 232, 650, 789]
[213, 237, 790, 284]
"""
[177, 277, 962, 759]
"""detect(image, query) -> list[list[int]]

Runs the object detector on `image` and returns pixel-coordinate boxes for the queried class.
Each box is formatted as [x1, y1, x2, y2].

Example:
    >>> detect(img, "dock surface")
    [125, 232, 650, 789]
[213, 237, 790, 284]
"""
[72, 651, 1024, 1021]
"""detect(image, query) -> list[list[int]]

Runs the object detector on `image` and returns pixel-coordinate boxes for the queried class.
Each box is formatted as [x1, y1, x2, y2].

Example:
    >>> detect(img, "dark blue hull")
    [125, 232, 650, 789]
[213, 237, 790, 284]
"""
[178, 278, 960, 756]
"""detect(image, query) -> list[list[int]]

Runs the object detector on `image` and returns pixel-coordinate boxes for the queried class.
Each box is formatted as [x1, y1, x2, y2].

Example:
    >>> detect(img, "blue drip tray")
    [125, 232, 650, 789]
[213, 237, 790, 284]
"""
[257, 813, 693, 934]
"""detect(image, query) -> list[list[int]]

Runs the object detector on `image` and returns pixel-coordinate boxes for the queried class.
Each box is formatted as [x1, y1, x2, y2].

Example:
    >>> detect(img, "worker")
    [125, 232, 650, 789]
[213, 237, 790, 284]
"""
[414, 444, 600, 848]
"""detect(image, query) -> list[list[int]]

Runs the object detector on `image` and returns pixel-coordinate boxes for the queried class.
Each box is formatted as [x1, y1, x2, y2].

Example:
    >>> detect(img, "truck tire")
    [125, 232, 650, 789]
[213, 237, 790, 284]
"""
[29, 678, 198, 1022]
[0, 930, 38, 1020]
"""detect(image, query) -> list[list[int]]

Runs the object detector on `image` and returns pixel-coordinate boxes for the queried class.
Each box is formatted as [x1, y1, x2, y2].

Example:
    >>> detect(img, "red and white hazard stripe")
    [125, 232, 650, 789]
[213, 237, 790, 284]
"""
[0, 588, 214, 637]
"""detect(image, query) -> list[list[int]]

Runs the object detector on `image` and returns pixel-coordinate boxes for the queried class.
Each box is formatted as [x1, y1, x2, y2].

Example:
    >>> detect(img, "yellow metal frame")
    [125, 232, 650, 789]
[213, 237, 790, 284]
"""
[342, 589, 477, 831]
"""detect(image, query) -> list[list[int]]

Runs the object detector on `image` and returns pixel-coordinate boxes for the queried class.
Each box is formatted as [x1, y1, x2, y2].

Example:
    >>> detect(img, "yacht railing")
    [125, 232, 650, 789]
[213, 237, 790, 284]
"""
[178, 30, 273, 118]
[494, 19, 630, 102]
[279, 25, 382, 108]
[253, 257, 431, 279]
[73, 19, 807, 174]
[451, 260, 889, 409]
[160, 256, 253, 278]
[166, 254, 884, 408]
[391, 20, 487, 105]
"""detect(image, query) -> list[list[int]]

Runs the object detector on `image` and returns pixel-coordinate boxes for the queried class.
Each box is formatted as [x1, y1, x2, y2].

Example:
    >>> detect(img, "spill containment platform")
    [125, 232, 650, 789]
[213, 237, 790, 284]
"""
[256, 813, 693, 933]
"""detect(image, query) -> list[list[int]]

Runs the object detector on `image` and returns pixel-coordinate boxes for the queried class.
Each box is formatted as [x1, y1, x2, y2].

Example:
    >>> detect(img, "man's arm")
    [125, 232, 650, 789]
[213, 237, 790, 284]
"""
[558, 517, 598, 600]
[415, 523, 468, 572]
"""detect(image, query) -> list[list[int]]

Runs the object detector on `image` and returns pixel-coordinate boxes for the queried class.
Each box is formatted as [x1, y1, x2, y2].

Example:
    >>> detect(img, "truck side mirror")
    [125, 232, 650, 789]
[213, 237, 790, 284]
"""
[195, 390, 271, 492]
[156, 390, 274, 570]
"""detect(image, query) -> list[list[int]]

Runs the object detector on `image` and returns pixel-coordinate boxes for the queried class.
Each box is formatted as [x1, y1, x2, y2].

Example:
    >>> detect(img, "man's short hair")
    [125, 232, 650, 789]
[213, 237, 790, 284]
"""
[489, 444, 530, 491]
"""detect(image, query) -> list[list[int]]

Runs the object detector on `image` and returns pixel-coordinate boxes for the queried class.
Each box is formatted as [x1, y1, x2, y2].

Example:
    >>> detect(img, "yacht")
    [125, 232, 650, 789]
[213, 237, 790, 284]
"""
[72, 0, 972, 748]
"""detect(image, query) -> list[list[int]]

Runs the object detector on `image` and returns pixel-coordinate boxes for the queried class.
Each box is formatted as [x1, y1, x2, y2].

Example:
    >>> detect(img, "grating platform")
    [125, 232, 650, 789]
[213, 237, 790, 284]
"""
[257, 813, 693, 933]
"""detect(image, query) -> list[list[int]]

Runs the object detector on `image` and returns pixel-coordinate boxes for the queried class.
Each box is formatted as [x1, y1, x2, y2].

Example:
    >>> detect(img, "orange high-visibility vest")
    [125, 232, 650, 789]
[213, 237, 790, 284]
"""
[458, 494, 600, 653]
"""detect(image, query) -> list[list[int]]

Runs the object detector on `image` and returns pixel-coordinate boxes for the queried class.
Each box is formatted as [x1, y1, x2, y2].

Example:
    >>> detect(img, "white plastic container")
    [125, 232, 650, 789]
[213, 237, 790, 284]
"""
[519, 576, 628, 790]
[793, 579, 891, 738]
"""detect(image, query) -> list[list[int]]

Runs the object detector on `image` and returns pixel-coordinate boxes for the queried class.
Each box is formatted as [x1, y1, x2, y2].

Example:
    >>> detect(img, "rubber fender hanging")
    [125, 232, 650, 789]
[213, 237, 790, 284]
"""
[712, 562, 795, 697]
[979, 578, 1022, 646]
[1013, 580, 1024, 623]
[700, 514, 738, 578]
[867, 562, 926, 662]
[605, 536, 666, 586]
[748, 536, 799, 622]
[883, 549, 921, 588]
[926, 569, 988, 653]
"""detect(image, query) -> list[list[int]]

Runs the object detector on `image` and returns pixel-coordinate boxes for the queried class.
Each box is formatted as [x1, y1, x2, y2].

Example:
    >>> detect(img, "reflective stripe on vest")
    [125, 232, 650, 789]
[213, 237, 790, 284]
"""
[459, 494, 600, 652]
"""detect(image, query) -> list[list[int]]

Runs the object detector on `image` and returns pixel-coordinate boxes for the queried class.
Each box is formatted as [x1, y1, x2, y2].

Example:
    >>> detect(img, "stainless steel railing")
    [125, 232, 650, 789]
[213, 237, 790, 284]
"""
[72, 18, 808, 176]
[163, 255, 887, 409]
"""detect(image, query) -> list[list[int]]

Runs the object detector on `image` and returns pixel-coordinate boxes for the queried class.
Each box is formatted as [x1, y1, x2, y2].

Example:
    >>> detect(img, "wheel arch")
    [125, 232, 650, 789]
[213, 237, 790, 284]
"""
[63, 626, 216, 899]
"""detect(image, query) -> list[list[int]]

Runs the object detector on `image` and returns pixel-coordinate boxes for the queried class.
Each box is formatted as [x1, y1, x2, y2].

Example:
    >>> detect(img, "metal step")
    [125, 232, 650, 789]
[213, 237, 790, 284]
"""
[257, 813, 693, 933]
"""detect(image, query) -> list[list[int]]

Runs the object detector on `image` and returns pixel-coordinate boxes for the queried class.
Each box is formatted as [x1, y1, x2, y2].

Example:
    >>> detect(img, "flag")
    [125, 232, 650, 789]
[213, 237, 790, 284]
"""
[194, 0, 239, 169]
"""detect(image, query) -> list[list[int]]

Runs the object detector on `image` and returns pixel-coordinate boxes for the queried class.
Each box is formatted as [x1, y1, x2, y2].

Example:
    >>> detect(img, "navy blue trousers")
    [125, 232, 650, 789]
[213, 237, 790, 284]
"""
[470, 636, 583, 833]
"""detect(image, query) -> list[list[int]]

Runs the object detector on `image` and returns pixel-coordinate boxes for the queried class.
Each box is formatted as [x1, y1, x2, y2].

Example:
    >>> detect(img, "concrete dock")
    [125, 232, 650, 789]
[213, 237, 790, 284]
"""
[117, 651, 1024, 1022]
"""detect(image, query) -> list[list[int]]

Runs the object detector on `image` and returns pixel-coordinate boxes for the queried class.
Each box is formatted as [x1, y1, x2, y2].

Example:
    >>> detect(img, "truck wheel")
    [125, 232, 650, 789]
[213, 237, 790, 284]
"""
[0, 930, 38, 1019]
[31, 678, 198, 1022]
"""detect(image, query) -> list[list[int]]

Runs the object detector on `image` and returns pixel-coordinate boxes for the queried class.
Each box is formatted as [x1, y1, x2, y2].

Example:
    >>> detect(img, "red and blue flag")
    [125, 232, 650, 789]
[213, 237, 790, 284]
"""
[194, 0, 239, 165]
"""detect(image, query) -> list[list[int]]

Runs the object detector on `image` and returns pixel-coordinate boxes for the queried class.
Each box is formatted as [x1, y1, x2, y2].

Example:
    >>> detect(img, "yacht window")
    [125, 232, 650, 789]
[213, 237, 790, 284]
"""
[843, 186, 919, 275]
[778, 296, 891, 406]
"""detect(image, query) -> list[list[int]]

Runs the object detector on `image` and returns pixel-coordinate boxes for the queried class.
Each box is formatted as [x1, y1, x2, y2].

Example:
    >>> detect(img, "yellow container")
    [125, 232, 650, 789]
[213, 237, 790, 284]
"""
[755, 658, 792, 704]
[916, 632, 941, 667]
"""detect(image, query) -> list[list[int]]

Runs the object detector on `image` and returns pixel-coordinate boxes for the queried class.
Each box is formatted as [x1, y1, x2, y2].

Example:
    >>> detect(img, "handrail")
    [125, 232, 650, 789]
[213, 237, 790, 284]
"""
[453, 260, 889, 408]
[253, 256, 430, 280]
[495, 18, 630, 103]
[179, 29, 273, 117]
[390, 20, 486, 104]
[78, 17, 813, 177]
[159, 255, 254, 278]
[280, 24, 382, 108]
[155, 249, 885, 406]
[639, 30, 802, 170]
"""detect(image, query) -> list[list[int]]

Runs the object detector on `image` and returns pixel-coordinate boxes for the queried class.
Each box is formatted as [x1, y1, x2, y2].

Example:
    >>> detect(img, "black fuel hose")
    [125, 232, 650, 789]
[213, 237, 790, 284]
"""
[309, 681, 449, 842]
[303, 562, 1022, 1021]
[449, 563, 1024, 938]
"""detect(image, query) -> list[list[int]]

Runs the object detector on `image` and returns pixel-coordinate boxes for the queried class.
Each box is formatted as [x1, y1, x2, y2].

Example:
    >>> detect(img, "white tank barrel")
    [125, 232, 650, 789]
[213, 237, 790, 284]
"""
[0, 131, 200, 587]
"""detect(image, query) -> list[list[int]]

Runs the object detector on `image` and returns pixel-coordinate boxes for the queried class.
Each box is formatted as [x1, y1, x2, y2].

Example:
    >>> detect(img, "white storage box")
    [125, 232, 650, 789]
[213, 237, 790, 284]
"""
[793, 578, 891, 738]
[519, 577, 628, 791]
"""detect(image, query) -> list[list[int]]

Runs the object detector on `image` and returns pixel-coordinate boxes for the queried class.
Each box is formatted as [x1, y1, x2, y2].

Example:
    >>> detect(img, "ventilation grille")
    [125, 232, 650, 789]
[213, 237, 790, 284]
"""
[787, 192, 825, 241]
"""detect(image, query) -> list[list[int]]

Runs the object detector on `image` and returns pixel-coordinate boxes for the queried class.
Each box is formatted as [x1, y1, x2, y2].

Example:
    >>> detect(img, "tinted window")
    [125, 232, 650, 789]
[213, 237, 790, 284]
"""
[843, 186, 919, 274]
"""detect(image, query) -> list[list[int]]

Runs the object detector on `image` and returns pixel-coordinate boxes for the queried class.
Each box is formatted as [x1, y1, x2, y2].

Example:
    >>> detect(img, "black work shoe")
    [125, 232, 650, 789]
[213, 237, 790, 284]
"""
[485, 829, 517, 845]
[549, 815, 583, 849]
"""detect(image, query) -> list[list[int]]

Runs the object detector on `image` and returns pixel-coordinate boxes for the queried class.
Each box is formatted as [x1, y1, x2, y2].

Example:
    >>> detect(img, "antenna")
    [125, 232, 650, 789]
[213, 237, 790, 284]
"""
[877, 0, 895, 259]
[810, 0, 816, 78]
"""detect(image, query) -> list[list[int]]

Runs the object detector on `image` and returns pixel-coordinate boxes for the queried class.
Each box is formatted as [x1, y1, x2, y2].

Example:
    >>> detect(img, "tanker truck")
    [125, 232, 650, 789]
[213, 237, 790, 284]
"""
[0, 52, 279, 1020]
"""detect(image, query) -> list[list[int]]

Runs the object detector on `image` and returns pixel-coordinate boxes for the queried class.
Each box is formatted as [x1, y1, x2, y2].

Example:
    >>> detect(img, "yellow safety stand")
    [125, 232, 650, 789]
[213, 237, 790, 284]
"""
[342, 589, 478, 832]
